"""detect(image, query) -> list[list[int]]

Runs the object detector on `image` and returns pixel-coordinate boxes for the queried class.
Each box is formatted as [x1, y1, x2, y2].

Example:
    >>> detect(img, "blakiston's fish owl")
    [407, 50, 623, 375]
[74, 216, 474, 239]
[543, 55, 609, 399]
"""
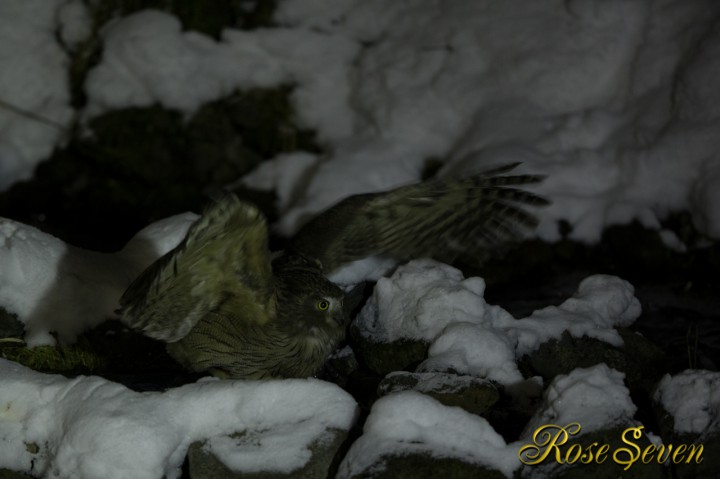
[118, 163, 548, 379]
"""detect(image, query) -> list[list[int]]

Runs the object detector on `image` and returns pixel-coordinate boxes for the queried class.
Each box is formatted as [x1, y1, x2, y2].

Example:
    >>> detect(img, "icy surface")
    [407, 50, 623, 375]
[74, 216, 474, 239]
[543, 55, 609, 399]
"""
[654, 370, 720, 435]
[0, 359, 358, 479]
[337, 391, 518, 478]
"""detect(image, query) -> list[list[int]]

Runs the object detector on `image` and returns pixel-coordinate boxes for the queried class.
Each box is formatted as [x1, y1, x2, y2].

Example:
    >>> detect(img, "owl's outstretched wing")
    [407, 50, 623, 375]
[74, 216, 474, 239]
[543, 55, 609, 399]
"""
[288, 163, 549, 273]
[119, 195, 273, 342]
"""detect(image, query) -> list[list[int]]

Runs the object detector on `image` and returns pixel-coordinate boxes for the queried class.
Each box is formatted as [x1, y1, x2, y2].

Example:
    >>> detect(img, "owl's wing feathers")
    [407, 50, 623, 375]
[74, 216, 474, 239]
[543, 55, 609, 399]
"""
[119, 195, 274, 342]
[289, 163, 549, 273]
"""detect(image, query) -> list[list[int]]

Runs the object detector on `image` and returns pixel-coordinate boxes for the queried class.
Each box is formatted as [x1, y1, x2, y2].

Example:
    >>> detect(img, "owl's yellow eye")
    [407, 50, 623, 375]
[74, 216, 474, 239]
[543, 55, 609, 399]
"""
[317, 300, 330, 311]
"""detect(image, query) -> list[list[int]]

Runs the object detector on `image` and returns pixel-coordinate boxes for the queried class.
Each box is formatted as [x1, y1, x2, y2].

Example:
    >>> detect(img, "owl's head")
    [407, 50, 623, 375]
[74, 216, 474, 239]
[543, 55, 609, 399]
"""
[273, 255, 347, 334]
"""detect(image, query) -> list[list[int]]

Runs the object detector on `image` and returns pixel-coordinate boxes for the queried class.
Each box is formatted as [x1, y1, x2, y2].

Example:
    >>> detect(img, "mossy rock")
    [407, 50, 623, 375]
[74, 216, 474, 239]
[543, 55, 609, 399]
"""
[350, 323, 429, 376]
[525, 329, 667, 394]
[378, 371, 500, 416]
[0, 339, 105, 375]
[344, 453, 506, 479]
[188, 428, 350, 479]
[0, 469, 35, 479]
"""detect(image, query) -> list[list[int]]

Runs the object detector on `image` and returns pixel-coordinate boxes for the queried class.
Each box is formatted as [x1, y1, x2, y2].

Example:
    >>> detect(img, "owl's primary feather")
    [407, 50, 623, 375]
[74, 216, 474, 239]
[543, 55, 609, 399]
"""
[119, 164, 547, 379]
[288, 162, 549, 272]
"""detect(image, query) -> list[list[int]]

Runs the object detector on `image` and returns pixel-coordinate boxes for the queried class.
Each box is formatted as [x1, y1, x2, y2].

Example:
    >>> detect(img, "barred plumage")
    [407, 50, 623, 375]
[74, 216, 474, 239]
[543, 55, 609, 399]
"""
[118, 164, 547, 379]
[288, 162, 548, 272]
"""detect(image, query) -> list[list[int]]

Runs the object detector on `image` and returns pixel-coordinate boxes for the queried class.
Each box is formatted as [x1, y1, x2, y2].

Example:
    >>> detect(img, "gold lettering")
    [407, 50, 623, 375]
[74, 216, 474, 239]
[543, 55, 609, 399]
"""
[671, 444, 687, 463]
[613, 426, 643, 470]
[641, 444, 656, 464]
[656, 444, 671, 463]
[518, 423, 580, 465]
[579, 442, 599, 464]
[565, 443, 582, 464]
[595, 444, 610, 463]
[517, 423, 704, 469]
[684, 444, 703, 464]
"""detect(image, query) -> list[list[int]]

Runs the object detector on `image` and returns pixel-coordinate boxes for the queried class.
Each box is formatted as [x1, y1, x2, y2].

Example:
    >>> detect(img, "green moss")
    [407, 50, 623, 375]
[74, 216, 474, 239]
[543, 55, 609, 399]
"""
[0, 339, 106, 375]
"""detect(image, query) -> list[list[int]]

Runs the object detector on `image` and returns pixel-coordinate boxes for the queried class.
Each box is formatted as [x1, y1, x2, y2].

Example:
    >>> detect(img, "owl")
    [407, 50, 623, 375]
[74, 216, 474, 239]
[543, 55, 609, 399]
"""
[118, 163, 547, 379]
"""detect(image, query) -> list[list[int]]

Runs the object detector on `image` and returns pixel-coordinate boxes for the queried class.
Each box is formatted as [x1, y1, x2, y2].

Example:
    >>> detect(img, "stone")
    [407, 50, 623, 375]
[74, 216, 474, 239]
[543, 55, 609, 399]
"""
[341, 453, 506, 479]
[188, 428, 350, 479]
[377, 371, 499, 416]
[350, 322, 429, 376]
[526, 329, 666, 393]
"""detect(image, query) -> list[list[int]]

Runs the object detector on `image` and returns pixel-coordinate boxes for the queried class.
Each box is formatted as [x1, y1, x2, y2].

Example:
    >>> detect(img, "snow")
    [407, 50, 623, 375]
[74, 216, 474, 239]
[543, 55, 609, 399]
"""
[0, 0, 74, 191]
[57, 0, 92, 47]
[84, 9, 359, 139]
[1, 0, 718, 240]
[0, 213, 195, 346]
[355, 259, 513, 342]
[0, 359, 358, 479]
[509, 274, 641, 355]
[337, 391, 518, 478]
[272, 0, 720, 242]
[327, 254, 401, 285]
[654, 370, 720, 435]
[418, 323, 524, 385]
[237, 151, 319, 215]
[355, 259, 641, 385]
[521, 364, 638, 437]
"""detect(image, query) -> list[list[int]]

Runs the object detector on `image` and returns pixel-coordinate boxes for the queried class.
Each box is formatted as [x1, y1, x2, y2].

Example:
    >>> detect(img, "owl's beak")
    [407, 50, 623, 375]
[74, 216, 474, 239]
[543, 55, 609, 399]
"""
[333, 312, 348, 326]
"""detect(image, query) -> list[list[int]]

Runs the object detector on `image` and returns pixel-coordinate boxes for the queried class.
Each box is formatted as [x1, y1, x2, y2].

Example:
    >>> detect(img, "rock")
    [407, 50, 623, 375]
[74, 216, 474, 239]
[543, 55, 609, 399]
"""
[0, 309, 23, 338]
[526, 329, 666, 393]
[350, 322, 430, 376]
[341, 453, 506, 479]
[0, 342, 106, 375]
[0, 469, 35, 479]
[188, 428, 351, 479]
[377, 371, 499, 416]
